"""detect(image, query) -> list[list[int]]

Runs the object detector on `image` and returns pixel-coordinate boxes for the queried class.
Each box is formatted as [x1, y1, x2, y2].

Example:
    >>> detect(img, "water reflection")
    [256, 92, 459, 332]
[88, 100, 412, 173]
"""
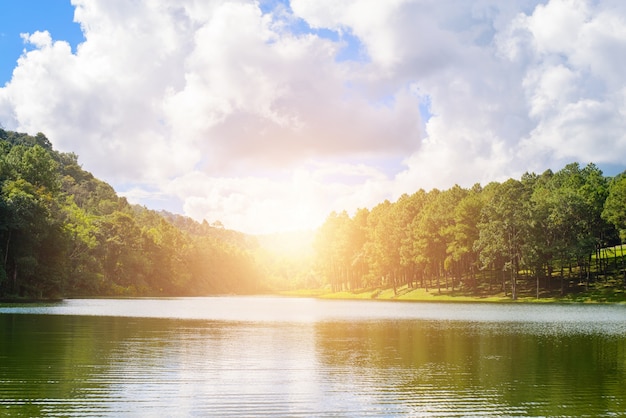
[1, 315, 325, 417]
[314, 320, 626, 416]
[1, 299, 626, 416]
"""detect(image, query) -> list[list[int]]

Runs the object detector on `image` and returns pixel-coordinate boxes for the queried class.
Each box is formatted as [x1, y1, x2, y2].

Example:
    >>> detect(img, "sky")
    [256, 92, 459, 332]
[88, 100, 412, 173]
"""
[1, 0, 626, 234]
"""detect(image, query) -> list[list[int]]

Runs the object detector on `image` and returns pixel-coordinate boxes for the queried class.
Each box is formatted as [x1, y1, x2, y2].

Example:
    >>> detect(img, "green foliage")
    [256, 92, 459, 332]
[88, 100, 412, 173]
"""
[603, 173, 626, 241]
[2, 128, 623, 301]
[0, 130, 265, 299]
[313, 163, 623, 300]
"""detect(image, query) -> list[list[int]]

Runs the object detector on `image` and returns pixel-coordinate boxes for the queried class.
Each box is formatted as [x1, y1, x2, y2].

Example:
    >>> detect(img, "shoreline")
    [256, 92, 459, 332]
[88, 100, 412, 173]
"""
[0, 298, 63, 304]
[1, 288, 624, 304]
[278, 285, 626, 304]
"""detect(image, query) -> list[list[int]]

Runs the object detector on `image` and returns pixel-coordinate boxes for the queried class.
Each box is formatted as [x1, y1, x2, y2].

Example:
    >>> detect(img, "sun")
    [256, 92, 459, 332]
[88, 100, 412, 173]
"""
[255, 229, 316, 259]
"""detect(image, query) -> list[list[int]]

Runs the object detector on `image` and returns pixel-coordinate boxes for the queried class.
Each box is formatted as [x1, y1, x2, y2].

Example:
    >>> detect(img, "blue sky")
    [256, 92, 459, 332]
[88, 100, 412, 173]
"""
[1, 0, 626, 233]
[0, 0, 84, 85]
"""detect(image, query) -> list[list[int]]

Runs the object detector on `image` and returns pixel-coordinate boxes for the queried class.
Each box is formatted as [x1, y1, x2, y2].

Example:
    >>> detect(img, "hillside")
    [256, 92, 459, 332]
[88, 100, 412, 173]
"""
[0, 129, 266, 298]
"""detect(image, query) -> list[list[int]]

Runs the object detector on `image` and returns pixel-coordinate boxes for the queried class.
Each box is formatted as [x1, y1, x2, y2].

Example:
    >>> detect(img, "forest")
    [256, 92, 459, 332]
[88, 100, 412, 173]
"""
[0, 129, 264, 298]
[313, 162, 626, 300]
[2, 128, 626, 300]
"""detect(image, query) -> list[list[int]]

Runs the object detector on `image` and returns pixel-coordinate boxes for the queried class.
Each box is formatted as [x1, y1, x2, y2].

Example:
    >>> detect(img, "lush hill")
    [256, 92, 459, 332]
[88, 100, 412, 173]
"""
[0, 129, 265, 298]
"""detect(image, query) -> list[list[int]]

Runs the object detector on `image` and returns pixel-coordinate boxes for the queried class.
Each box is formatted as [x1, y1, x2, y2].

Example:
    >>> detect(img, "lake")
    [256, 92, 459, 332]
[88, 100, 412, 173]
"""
[1, 297, 626, 417]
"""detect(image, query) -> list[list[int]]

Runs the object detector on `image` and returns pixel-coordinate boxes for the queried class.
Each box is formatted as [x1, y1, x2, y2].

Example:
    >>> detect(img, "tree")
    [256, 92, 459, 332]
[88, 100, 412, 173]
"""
[1, 179, 65, 297]
[549, 163, 612, 289]
[60, 197, 101, 294]
[314, 211, 355, 291]
[446, 184, 484, 291]
[3, 145, 59, 192]
[398, 190, 428, 289]
[412, 187, 466, 293]
[476, 180, 529, 299]
[365, 201, 400, 290]
[602, 173, 626, 287]
[97, 211, 145, 293]
[603, 174, 626, 237]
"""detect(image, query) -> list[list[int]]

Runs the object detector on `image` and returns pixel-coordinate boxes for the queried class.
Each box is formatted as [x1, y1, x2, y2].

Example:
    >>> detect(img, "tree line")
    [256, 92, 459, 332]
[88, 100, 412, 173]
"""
[4, 128, 626, 301]
[314, 163, 626, 299]
[0, 130, 263, 299]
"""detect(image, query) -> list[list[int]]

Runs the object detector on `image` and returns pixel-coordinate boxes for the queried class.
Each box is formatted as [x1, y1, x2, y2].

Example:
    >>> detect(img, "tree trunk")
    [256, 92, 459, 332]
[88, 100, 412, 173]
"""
[560, 264, 565, 296]
[536, 273, 540, 299]
[587, 254, 591, 289]
[3, 230, 11, 268]
[451, 266, 455, 292]
[437, 264, 441, 294]
[621, 243, 626, 290]
[511, 268, 517, 300]
[12, 263, 18, 295]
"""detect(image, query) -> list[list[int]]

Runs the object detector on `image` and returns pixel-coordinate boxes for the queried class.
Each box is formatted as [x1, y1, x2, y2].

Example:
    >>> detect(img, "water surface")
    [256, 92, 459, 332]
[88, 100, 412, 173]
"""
[1, 297, 625, 416]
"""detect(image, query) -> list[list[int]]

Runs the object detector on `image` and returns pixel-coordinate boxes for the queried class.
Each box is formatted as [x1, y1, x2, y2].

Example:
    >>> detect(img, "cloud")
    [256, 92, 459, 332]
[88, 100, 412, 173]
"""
[508, 0, 626, 168]
[2, 0, 626, 233]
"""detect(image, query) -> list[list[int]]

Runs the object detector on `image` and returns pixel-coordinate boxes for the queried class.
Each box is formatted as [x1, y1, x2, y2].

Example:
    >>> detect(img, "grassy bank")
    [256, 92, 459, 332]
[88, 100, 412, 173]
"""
[279, 284, 625, 303]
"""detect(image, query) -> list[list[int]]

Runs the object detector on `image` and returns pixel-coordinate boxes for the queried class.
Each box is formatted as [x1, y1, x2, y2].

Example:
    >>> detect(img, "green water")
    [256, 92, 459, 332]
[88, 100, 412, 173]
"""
[1, 298, 625, 416]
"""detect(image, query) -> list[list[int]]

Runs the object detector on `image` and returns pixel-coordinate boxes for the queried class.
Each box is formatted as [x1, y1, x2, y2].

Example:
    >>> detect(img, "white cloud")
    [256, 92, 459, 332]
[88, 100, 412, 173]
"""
[504, 0, 626, 170]
[527, 0, 590, 55]
[2, 0, 626, 233]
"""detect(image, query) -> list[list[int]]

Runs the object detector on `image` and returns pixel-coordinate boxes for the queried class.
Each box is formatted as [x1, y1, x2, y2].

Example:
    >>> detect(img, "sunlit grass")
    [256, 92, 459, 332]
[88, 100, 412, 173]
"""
[319, 291, 376, 299]
[277, 244, 626, 304]
[278, 283, 626, 303]
[277, 288, 329, 297]
[281, 286, 513, 302]
[592, 244, 626, 260]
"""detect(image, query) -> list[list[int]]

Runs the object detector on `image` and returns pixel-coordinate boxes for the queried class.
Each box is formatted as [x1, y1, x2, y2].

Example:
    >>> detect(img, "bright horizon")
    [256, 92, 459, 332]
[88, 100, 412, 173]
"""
[2, 0, 626, 234]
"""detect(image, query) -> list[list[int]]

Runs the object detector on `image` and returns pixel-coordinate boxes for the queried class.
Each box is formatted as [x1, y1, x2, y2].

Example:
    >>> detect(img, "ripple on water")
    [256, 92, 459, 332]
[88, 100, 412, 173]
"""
[1, 298, 626, 416]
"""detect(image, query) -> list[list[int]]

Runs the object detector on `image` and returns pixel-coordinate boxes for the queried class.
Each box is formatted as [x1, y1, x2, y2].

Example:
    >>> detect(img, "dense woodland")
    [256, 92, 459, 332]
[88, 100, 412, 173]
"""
[2, 129, 626, 300]
[0, 130, 264, 298]
[314, 162, 626, 300]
